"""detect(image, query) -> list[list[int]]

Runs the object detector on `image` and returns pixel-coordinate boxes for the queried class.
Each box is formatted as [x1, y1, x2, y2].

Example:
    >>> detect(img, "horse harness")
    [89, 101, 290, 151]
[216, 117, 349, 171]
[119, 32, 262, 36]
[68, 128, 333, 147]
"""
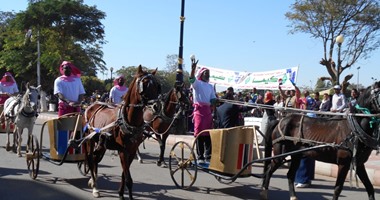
[83, 99, 161, 146]
[143, 89, 188, 135]
[6, 92, 38, 119]
[273, 113, 379, 150]
[273, 86, 380, 150]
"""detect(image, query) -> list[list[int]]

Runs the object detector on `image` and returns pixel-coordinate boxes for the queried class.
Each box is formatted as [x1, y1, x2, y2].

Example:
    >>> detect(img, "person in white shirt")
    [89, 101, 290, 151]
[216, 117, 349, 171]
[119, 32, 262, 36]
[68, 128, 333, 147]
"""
[330, 85, 346, 112]
[190, 58, 217, 164]
[109, 75, 128, 104]
[54, 61, 85, 117]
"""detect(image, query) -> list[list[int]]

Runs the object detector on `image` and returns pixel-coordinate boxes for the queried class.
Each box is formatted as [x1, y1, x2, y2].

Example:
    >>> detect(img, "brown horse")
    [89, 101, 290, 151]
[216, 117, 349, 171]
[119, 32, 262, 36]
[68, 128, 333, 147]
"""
[143, 84, 190, 167]
[261, 81, 380, 200]
[82, 65, 161, 200]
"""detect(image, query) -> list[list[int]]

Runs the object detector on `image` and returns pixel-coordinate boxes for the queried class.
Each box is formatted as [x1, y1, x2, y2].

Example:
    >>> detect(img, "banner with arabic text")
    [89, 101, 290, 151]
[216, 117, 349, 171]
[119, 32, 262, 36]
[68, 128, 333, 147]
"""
[197, 65, 298, 90]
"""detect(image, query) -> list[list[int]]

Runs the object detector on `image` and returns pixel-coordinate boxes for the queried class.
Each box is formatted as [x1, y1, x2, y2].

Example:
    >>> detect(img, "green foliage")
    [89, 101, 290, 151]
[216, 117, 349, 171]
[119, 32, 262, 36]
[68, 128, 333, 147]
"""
[286, 0, 380, 87]
[0, 0, 106, 92]
[1, 3, 192, 98]
[81, 75, 106, 96]
[166, 54, 179, 72]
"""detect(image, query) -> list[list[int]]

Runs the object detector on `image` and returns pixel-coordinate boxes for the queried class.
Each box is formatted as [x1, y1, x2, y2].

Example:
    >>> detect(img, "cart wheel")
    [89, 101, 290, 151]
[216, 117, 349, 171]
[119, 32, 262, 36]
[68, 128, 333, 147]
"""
[77, 159, 90, 176]
[26, 134, 40, 179]
[169, 141, 197, 189]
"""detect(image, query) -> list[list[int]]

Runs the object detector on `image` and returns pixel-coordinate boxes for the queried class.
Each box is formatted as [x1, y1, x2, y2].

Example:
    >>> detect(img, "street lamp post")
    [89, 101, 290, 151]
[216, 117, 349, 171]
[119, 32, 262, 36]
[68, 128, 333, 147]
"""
[37, 30, 41, 87]
[110, 67, 114, 80]
[176, 0, 185, 85]
[25, 29, 41, 87]
[357, 66, 360, 90]
[335, 35, 344, 85]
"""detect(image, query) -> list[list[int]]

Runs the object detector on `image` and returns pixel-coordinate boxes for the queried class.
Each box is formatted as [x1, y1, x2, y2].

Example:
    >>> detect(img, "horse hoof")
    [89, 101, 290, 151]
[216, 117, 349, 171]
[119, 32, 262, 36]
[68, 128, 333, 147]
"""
[157, 161, 167, 168]
[138, 159, 143, 164]
[5, 146, 11, 152]
[17, 153, 22, 157]
[290, 196, 298, 200]
[92, 190, 100, 198]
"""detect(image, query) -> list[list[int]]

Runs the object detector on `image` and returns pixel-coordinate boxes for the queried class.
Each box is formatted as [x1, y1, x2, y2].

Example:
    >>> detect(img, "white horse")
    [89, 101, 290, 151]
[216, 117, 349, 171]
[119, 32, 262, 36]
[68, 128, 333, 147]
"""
[4, 83, 41, 157]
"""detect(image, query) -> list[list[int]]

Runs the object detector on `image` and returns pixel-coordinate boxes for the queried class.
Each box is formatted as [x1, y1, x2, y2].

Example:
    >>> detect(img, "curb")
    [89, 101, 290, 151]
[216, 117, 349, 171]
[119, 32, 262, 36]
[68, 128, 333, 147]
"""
[37, 112, 380, 187]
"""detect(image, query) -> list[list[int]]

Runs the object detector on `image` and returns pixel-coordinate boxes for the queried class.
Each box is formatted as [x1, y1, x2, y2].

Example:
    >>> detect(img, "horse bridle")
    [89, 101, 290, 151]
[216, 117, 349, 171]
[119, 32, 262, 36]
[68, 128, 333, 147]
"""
[117, 73, 161, 136]
[20, 90, 38, 118]
[136, 73, 161, 103]
[371, 87, 380, 113]
[143, 85, 190, 135]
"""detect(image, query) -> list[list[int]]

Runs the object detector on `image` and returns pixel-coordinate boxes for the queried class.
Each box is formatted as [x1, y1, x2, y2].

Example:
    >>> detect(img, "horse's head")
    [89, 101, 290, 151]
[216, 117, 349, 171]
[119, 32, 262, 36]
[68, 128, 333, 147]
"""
[356, 81, 380, 117]
[370, 81, 380, 113]
[125, 65, 161, 105]
[22, 82, 41, 112]
[173, 83, 191, 112]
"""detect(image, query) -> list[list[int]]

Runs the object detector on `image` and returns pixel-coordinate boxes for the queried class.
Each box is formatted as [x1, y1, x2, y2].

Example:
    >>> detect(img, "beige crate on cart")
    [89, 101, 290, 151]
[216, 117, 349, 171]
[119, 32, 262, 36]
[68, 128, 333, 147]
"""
[208, 126, 255, 176]
[47, 114, 85, 162]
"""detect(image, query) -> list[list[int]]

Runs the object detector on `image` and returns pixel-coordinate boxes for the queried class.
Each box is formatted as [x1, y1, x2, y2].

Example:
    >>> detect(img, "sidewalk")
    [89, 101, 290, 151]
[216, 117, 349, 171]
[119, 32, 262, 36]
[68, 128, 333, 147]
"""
[38, 112, 380, 187]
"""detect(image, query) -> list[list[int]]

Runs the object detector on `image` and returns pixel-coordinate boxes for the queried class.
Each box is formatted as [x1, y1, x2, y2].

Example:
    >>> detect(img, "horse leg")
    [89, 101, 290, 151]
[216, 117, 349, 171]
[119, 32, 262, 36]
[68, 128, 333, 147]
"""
[16, 128, 23, 157]
[355, 164, 375, 200]
[126, 149, 137, 200]
[25, 126, 33, 155]
[261, 143, 290, 200]
[157, 133, 168, 167]
[135, 145, 143, 163]
[87, 142, 100, 198]
[118, 151, 128, 200]
[5, 120, 11, 151]
[332, 164, 351, 200]
[287, 155, 302, 200]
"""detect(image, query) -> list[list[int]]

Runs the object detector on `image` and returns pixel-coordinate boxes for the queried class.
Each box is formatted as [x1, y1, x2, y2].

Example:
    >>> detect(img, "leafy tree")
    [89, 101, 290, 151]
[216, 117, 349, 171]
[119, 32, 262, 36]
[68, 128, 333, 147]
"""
[81, 75, 106, 96]
[165, 54, 190, 88]
[166, 54, 179, 72]
[286, 0, 380, 92]
[0, 0, 106, 92]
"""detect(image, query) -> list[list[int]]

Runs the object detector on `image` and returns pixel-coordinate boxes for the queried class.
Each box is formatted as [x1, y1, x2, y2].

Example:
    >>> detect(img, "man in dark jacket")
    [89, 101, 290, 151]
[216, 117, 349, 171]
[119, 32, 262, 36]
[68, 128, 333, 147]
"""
[216, 87, 252, 128]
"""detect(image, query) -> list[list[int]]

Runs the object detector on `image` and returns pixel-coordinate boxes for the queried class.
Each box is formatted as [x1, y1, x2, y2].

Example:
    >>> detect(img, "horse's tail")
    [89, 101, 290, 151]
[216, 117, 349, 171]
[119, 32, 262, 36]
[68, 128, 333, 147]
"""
[263, 119, 279, 176]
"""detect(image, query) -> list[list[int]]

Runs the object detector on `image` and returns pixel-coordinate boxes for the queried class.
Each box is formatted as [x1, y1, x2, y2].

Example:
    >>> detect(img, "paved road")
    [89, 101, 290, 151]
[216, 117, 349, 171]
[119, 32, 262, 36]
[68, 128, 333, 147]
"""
[0, 118, 379, 200]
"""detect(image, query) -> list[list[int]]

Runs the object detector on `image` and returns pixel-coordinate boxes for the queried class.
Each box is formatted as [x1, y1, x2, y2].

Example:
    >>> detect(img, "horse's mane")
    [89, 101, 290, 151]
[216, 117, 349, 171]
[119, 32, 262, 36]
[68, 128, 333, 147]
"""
[21, 90, 29, 103]
[357, 86, 371, 108]
[164, 88, 175, 105]
[123, 75, 136, 106]
[123, 67, 146, 106]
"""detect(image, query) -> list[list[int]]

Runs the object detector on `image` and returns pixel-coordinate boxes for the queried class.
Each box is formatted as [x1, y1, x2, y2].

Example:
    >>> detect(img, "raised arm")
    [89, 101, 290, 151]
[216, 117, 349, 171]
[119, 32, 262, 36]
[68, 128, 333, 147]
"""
[189, 57, 199, 81]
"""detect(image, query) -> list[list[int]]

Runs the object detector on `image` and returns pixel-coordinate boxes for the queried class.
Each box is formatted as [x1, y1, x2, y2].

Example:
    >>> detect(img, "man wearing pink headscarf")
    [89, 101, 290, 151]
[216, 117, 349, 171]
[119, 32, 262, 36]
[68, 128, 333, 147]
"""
[53, 61, 85, 116]
[109, 75, 128, 104]
[189, 58, 217, 164]
[0, 72, 19, 104]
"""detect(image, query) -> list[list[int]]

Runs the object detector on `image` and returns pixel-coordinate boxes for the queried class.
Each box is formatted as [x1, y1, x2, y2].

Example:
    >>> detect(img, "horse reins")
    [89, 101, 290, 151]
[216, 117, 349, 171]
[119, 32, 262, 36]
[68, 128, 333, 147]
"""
[143, 88, 189, 136]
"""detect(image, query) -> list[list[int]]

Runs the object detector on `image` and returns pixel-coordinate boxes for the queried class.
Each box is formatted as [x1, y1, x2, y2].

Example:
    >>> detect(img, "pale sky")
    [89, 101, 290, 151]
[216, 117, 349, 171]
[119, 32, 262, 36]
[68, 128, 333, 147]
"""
[1, 0, 379, 89]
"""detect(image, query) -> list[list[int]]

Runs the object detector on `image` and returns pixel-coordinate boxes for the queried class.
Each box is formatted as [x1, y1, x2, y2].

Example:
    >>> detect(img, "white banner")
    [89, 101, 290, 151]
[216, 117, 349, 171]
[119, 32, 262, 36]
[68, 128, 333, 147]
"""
[197, 65, 299, 90]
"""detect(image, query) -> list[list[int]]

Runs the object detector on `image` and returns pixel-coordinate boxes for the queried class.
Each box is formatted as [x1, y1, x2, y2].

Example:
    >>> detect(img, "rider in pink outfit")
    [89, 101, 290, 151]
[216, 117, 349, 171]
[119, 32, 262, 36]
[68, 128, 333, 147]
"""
[0, 72, 19, 104]
[53, 61, 85, 117]
[189, 58, 217, 164]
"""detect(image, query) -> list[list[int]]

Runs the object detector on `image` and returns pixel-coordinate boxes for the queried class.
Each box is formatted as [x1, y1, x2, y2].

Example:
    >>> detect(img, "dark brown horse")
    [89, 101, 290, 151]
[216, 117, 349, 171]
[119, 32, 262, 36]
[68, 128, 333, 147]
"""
[142, 84, 190, 167]
[82, 65, 161, 200]
[261, 81, 380, 200]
